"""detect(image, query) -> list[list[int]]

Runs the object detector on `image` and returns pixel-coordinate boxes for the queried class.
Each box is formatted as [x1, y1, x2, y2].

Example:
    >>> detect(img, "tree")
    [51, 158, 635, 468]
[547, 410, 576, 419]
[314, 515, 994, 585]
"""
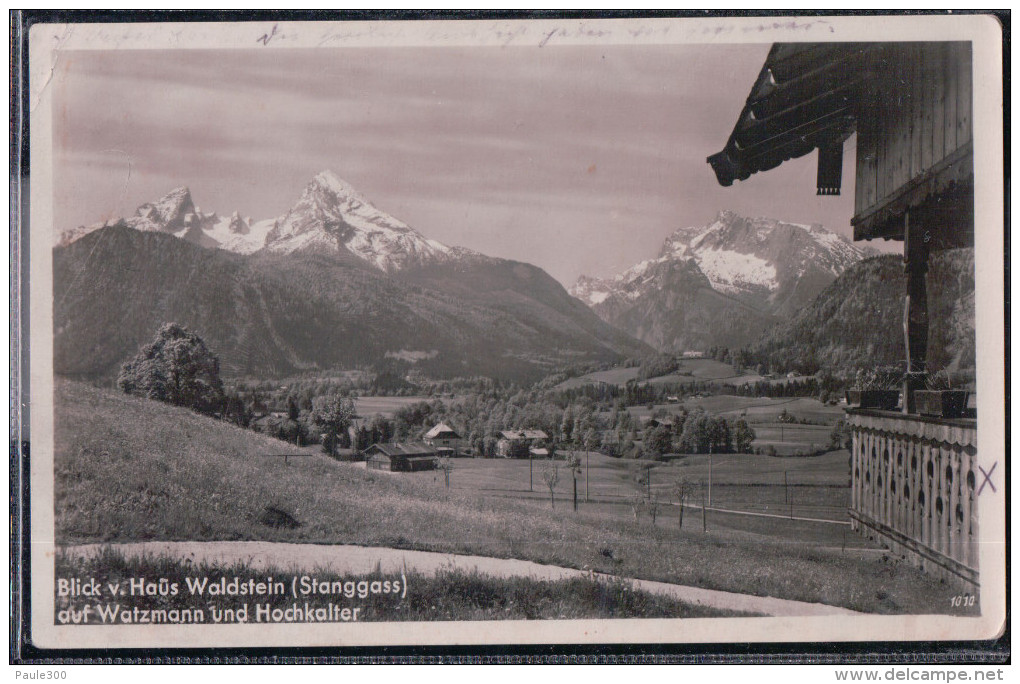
[582, 428, 599, 502]
[708, 417, 732, 453]
[732, 418, 756, 453]
[542, 465, 559, 509]
[645, 425, 673, 458]
[679, 409, 710, 453]
[437, 455, 453, 490]
[565, 454, 582, 512]
[672, 475, 689, 530]
[313, 393, 356, 458]
[222, 393, 251, 427]
[506, 439, 530, 460]
[117, 322, 224, 415]
[830, 419, 852, 451]
[647, 493, 659, 526]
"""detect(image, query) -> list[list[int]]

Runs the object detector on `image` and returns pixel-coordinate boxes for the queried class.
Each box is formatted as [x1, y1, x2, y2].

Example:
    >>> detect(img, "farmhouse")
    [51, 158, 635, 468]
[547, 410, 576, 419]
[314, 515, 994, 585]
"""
[423, 422, 463, 455]
[363, 442, 438, 472]
[496, 429, 548, 458]
[711, 42, 978, 589]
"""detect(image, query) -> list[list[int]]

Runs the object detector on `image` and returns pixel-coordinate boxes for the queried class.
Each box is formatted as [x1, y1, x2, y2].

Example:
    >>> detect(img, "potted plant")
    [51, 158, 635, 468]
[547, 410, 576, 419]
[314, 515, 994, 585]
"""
[913, 370, 969, 419]
[845, 367, 901, 410]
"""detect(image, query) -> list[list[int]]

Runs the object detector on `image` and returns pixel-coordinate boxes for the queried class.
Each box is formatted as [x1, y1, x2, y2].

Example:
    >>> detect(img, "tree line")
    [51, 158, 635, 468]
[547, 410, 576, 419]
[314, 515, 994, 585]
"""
[118, 323, 758, 460]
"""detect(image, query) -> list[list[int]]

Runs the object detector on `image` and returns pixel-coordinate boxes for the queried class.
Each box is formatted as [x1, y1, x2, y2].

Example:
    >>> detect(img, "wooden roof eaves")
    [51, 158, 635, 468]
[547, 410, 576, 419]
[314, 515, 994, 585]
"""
[708, 43, 882, 187]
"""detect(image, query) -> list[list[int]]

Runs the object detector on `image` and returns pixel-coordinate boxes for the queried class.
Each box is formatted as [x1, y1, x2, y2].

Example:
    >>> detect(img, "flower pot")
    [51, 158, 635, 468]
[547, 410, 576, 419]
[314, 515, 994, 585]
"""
[913, 390, 969, 418]
[845, 389, 900, 410]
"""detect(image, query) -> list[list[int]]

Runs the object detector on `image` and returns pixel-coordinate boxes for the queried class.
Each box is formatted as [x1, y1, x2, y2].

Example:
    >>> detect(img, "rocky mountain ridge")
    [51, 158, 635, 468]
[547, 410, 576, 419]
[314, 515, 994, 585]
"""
[570, 211, 872, 351]
[58, 170, 472, 273]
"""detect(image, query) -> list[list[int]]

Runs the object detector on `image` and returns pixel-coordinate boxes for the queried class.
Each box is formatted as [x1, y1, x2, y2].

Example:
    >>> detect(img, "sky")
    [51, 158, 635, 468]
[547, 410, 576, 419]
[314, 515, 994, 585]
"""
[52, 44, 893, 286]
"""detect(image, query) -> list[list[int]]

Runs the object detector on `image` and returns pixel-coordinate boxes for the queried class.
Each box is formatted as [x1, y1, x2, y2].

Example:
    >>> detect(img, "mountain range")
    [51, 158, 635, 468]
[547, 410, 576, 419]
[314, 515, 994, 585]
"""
[569, 211, 873, 351]
[746, 249, 975, 377]
[54, 172, 651, 382]
[59, 170, 470, 272]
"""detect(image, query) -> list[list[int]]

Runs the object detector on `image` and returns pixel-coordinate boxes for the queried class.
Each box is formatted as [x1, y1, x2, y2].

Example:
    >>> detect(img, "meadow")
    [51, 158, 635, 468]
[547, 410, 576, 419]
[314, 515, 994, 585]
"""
[354, 395, 434, 418]
[54, 379, 970, 615]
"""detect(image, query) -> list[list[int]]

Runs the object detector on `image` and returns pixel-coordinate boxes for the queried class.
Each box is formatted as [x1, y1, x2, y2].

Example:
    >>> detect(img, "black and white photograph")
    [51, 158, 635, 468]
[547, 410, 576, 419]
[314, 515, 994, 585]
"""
[19, 13, 1006, 652]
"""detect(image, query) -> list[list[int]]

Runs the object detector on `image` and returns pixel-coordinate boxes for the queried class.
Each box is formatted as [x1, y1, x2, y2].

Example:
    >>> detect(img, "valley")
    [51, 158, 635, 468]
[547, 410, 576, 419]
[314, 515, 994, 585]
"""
[50, 172, 977, 620]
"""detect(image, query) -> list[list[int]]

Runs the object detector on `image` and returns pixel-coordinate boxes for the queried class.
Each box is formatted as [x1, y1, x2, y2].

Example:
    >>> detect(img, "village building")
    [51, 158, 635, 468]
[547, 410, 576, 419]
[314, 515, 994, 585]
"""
[496, 429, 548, 458]
[423, 422, 464, 456]
[711, 42, 978, 589]
[363, 442, 438, 472]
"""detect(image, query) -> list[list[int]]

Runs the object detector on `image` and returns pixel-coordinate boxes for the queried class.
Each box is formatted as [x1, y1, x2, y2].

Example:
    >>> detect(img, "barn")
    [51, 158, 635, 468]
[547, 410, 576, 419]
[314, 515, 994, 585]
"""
[364, 443, 438, 472]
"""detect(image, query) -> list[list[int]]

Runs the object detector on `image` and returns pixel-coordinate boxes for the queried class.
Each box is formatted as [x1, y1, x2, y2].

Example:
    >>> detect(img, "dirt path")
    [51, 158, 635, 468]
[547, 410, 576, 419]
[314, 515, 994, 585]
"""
[63, 541, 862, 618]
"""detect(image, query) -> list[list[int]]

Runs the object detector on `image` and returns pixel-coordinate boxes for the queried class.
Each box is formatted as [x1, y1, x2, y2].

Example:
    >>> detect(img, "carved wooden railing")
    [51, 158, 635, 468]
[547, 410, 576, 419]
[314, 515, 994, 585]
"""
[847, 409, 978, 588]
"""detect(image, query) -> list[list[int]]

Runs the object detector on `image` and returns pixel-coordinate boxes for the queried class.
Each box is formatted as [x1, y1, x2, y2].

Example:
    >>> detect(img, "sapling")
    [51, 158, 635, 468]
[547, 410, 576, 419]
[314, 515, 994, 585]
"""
[542, 465, 559, 509]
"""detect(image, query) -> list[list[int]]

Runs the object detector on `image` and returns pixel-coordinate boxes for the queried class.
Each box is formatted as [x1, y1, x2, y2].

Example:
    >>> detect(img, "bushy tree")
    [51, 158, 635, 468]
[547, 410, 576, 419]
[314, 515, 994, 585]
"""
[830, 419, 853, 451]
[732, 418, 756, 453]
[679, 410, 710, 453]
[645, 425, 673, 458]
[117, 322, 224, 415]
[313, 393, 356, 458]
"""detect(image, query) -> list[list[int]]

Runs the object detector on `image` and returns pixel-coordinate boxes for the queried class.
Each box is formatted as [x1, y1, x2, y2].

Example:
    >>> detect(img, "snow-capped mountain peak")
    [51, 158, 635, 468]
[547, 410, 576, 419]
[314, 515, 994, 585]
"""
[57, 171, 461, 273]
[310, 169, 370, 204]
[265, 170, 455, 271]
[571, 211, 869, 315]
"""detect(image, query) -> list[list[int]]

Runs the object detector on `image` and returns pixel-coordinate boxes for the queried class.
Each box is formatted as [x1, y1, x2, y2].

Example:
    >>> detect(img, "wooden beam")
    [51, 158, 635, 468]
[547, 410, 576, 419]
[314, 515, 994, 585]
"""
[902, 209, 931, 414]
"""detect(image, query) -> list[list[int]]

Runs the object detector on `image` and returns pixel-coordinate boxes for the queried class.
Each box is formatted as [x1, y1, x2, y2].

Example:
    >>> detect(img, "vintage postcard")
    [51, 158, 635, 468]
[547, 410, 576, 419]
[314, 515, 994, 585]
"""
[21, 13, 1006, 651]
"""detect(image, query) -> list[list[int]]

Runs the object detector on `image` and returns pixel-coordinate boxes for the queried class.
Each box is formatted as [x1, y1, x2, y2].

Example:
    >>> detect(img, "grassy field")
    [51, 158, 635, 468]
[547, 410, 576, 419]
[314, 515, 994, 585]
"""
[554, 359, 759, 391]
[552, 359, 817, 391]
[431, 451, 853, 536]
[624, 397, 843, 456]
[554, 366, 642, 390]
[354, 396, 433, 418]
[57, 549, 749, 621]
[54, 379, 970, 615]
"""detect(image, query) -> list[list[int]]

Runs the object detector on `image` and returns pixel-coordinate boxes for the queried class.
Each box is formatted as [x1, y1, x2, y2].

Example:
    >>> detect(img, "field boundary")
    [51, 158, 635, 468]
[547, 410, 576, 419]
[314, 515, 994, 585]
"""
[680, 503, 851, 526]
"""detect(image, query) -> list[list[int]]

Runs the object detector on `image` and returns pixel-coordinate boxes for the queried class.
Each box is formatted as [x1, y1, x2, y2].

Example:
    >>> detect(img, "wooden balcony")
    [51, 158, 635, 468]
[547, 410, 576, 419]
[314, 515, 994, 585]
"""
[846, 409, 978, 588]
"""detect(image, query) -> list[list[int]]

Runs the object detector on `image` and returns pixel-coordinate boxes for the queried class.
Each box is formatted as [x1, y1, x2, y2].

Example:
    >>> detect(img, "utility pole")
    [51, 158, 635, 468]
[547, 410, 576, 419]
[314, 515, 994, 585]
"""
[789, 471, 794, 519]
[585, 447, 590, 503]
[529, 451, 533, 492]
[702, 480, 707, 532]
[708, 443, 713, 507]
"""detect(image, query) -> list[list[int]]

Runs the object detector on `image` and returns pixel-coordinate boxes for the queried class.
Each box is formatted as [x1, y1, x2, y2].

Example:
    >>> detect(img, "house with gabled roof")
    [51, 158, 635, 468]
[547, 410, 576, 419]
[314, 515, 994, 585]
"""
[496, 429, 548, 458]
[423, 422, 463, 455]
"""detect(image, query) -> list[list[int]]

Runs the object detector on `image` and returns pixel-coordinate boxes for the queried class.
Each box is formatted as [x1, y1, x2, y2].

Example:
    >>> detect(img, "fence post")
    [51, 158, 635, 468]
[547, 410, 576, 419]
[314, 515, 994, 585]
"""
[702, 481, 707, 533]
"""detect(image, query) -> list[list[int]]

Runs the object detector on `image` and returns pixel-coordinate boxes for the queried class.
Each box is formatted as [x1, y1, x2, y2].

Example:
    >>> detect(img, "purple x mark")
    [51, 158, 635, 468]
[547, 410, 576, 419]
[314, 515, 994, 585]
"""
[977, 462, 998, 495]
